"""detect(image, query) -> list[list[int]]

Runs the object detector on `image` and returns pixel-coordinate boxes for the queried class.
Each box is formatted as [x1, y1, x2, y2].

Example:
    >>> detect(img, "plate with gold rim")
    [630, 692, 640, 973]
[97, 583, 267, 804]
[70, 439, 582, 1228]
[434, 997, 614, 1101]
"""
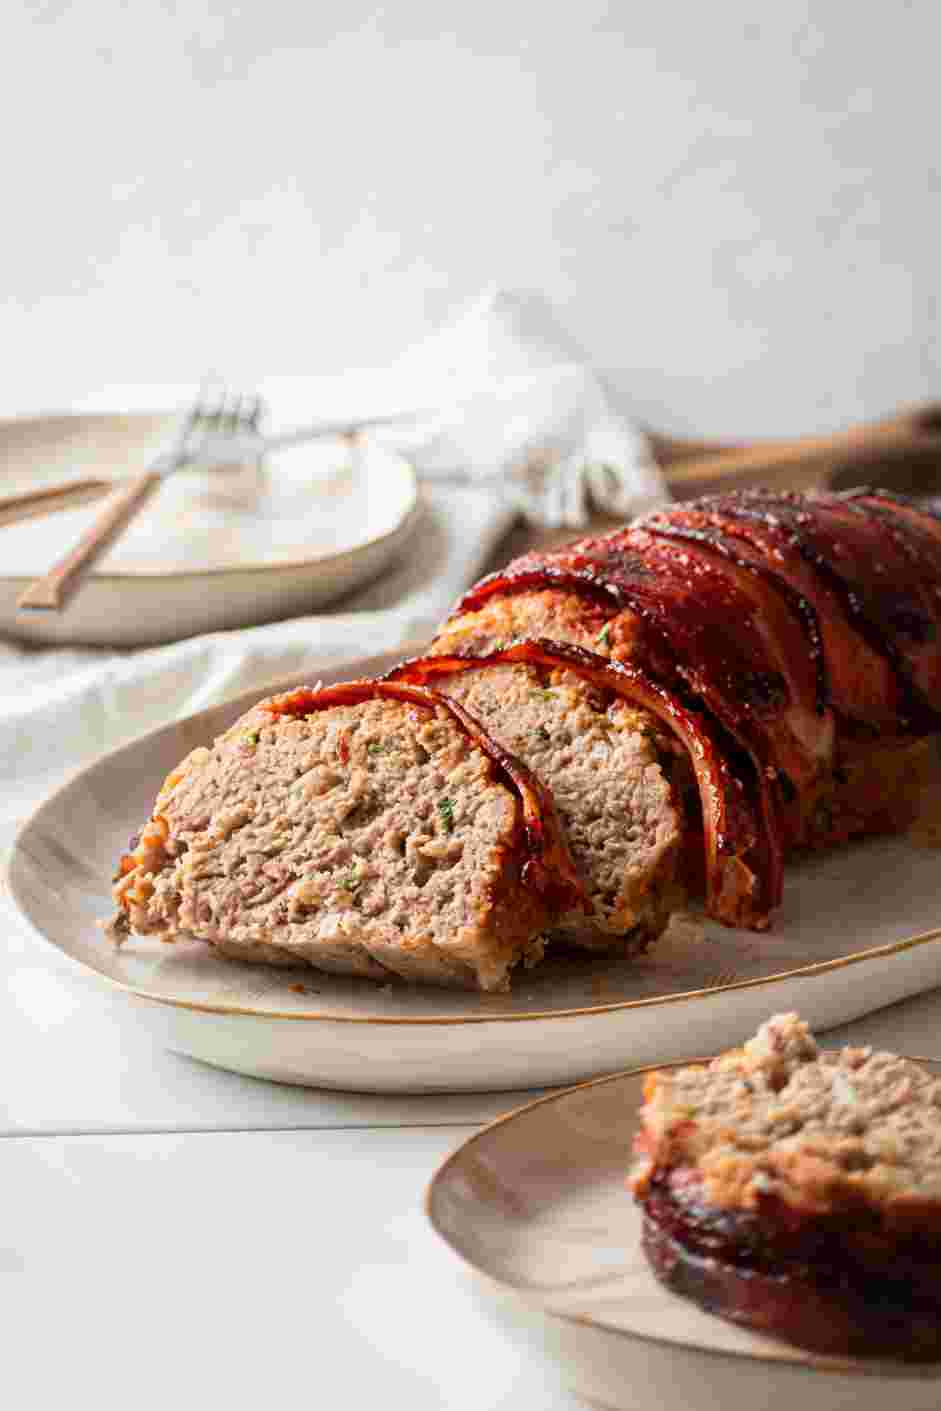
[427, 1058, 941, 1408]
[0, 410, 420, 647]
[7, 647, 941, 1092]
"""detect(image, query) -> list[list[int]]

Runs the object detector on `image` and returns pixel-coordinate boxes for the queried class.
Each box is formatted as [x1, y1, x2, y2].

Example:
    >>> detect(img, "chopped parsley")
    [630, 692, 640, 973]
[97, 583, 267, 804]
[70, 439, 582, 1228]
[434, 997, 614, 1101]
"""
[367, 741, 388, 757]
[438, 797, 455, 833]
[337, 866, 362, 892]
[595, 622, 611, 646]
[244, 731, 260, 746]
[532, 688, 557, 702]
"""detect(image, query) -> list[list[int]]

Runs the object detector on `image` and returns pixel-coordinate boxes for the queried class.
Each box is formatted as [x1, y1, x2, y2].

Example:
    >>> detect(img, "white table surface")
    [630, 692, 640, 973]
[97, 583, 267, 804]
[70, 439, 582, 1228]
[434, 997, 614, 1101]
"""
[6, 854, 941, 1408]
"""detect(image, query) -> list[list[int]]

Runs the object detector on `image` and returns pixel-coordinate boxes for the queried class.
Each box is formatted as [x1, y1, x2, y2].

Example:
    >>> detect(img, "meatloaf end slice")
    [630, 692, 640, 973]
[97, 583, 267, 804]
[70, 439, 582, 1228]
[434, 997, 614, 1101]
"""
[629, 1013, 941, 1358]
[394, 659, 685, 951]
[110, 687, 568, 991]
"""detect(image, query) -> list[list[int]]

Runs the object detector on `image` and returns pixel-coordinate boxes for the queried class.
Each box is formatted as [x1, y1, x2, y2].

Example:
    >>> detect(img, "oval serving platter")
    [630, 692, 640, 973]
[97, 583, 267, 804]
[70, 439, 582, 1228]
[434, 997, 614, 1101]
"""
[8, 647, 941, 1093]
[427, 1059, 941, 1408]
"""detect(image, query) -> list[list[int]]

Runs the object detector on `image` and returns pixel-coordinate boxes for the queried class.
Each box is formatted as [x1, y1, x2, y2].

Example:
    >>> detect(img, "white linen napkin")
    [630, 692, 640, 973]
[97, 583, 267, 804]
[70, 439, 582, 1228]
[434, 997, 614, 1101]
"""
[372, 286, 664, 527]
[0, 287, 664, 836]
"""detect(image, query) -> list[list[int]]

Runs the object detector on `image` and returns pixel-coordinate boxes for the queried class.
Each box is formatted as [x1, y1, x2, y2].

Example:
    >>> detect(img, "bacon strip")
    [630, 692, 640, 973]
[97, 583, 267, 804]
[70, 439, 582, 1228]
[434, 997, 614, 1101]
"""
[263, 679, 587, 915]
[860, 489, 941, 553]
[644, 496, 898, 732]
[687, 491, 941, 732]
[726, 491, 941, 731]
[386, 642, 779, 930]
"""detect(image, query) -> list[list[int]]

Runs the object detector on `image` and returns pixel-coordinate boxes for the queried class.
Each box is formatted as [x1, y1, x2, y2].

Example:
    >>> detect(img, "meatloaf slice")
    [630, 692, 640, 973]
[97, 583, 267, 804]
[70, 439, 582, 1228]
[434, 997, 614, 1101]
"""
[111, 681, 582, 992]
[435, 587, 622, 660]
[388, 655, 685, 951]
[629, 1014, 941, 1358]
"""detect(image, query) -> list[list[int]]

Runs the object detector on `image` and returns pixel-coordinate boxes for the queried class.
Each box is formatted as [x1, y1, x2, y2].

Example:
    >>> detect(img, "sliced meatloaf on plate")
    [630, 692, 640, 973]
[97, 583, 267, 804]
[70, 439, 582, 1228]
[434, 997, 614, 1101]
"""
[630, 1013, 941, 1358]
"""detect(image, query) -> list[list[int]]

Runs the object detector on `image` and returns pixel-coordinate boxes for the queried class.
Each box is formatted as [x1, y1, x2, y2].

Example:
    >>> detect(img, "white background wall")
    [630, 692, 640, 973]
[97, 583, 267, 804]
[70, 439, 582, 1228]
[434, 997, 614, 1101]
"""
[3, 1, 939, 436]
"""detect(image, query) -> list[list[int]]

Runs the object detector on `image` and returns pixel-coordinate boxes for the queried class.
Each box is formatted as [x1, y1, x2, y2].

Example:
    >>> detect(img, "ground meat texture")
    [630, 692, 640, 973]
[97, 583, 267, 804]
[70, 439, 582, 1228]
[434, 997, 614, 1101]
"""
[427, 662, 684, 950]
[629, 1013, 941, 1359]
[111, 695, 558, 992]
[434, 589, 633, 661]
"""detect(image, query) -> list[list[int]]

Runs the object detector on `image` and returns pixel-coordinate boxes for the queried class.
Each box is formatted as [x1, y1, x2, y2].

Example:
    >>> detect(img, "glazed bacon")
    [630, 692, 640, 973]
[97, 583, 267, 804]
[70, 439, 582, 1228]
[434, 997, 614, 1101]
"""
[713, 491, 941, 731]
[641, 1177, 941, 1360]
[440, 490, 941, 931]
[641, 496, 903, 733]
[388, 640, 779, 929]
[655, 491, 941, 734]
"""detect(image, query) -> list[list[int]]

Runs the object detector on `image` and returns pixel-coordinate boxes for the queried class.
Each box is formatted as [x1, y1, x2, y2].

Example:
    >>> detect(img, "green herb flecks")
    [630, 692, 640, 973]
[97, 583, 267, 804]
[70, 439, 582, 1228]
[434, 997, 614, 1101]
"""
[595, 622, 611, 647]
[244, 731, 260, 746]
[337, 866, 362, 893]
[438, 797, 455, 833]
[367, 741, 388, 757]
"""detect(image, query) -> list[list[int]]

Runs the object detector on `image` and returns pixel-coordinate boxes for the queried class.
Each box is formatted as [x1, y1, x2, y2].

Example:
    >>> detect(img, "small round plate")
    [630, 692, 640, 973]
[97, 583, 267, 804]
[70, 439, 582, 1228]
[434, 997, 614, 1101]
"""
[8, 648, 941, 1093]
[0, 410, 420, 646]
[427, 1059, 941, 1408]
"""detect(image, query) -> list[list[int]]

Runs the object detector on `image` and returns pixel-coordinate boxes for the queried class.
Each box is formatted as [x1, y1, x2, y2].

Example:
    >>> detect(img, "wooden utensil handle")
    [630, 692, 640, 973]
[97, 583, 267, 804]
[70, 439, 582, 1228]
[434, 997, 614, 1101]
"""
[0, 476, 110, 528]
[16, 471, 162, 612]
[652, 401, 941, 497]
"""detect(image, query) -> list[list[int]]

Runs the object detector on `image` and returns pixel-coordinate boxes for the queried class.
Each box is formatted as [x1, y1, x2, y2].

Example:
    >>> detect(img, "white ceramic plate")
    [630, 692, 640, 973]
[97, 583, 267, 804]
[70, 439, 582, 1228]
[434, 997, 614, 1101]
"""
[427, 1060, 941, 1409]
[8, 647, 941, 1093]
[0, 411, 420, 646]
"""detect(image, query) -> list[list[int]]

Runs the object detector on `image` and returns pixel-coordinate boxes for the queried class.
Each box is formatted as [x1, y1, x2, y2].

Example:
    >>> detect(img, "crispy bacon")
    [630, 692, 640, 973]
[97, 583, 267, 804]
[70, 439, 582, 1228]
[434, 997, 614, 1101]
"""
[724, 491, 941, 731]
[683, 491, 941, 732]
[860, 489, 941, 553]
[645, 494, 904, 733]
[387, 642, 779, 929]
[263, 679, 586, 915]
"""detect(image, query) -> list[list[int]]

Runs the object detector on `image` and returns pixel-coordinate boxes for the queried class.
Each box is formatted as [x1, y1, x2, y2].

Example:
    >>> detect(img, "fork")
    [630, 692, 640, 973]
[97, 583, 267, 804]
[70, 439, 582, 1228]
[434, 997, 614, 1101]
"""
[15, 386, 264, 613]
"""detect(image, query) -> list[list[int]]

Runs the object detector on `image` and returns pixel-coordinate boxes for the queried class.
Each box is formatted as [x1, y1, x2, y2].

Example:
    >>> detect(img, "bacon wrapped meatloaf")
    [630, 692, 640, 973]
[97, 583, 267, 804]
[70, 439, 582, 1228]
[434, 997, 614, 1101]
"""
[111, 490, 941, 989]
